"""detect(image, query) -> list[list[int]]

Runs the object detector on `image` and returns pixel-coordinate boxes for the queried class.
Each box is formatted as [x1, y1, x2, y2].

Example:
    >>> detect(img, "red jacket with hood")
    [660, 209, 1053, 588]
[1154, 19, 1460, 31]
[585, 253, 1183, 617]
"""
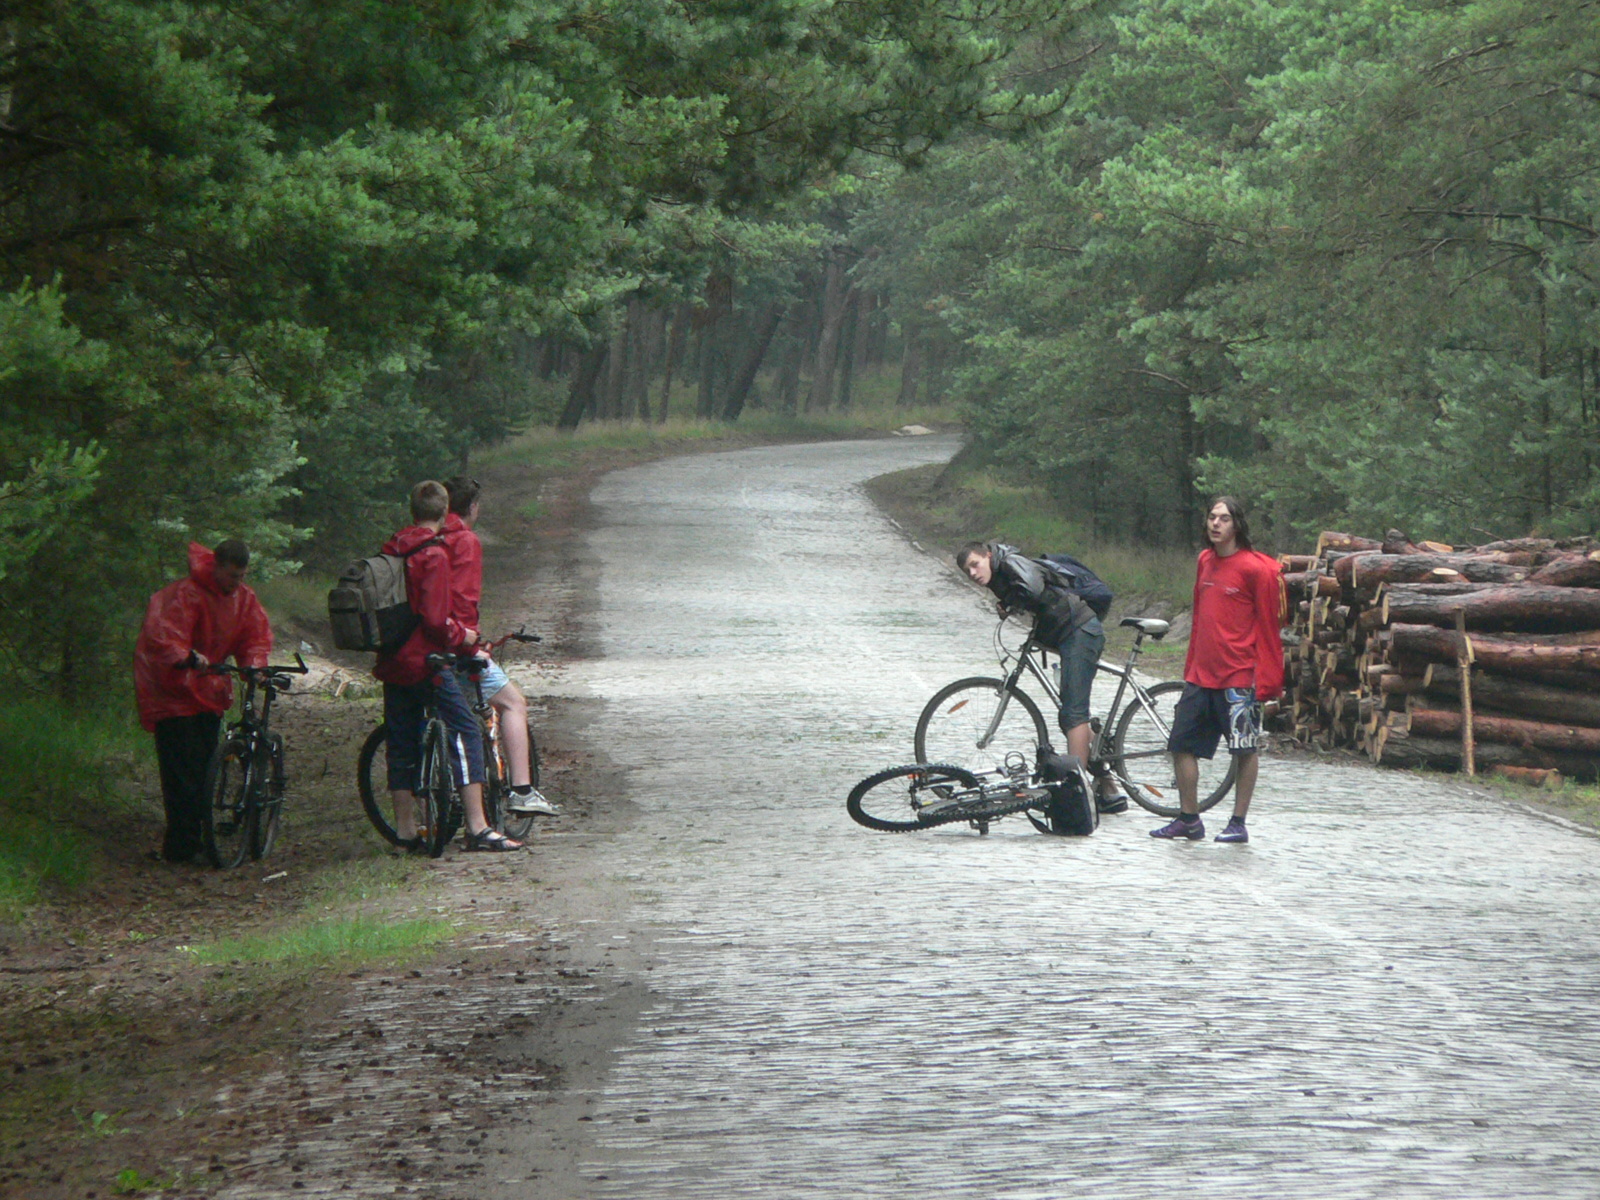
[133, 543, 273, 731]
[442, 512, 483, 635]
[373, 525, 470, 687]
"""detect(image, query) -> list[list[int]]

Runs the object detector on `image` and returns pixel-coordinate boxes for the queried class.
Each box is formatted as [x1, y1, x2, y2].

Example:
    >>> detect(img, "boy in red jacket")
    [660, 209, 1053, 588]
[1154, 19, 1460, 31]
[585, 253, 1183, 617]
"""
[1151, 496, 1284, 844]
[374, 481, 521, 851]
[134, 540, 272, 862]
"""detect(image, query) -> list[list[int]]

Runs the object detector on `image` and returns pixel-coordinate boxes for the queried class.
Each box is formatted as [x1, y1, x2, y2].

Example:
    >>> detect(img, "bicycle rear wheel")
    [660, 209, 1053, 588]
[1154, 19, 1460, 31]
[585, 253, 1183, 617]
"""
[915, 677, 1050, 778]
[847, 763, 981, 832]
[202, 736, 253, 869]
[251, 732, 286, 860]
[419, 720, 457, 857]
[497, 716, 542, 841]
[356, 723, 403, 845]
[1112, 681, 1237, 817]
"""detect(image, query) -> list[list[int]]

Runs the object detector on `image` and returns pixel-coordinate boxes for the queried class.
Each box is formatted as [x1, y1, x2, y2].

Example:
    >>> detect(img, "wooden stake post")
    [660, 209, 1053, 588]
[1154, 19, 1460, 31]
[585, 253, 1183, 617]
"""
[1456, 609, 1475, 776]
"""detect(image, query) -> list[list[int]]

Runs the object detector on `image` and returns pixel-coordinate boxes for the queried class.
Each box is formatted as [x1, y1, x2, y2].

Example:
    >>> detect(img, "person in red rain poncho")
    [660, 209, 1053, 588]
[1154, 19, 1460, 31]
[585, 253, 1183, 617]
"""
[134, 540, 272, 862]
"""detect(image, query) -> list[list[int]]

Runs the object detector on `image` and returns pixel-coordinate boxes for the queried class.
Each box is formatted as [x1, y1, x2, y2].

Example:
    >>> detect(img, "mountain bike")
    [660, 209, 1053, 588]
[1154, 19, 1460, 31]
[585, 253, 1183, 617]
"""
[914, 617, 1237, 817]
[357, 631, 544, 852]
[847, 749, 1098, 836]
[199, 655, 310, 868]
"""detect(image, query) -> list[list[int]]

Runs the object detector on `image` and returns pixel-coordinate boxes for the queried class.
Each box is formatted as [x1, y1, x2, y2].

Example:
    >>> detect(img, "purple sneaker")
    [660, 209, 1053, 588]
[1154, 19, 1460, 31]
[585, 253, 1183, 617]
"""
[1150, 816, 1204, 840]
[1214, 817, 1249, 843]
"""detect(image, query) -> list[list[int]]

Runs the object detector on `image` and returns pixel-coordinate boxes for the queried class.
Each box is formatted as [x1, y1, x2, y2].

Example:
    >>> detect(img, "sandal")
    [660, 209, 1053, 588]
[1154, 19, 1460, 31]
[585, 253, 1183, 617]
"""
[396, 836, 426, 854]
[463, 828, 524, 853]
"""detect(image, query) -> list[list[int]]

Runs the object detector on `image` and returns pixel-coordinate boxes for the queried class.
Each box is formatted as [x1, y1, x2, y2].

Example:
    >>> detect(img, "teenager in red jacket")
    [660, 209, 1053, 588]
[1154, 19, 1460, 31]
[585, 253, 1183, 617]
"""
[444, 477, 558, 816]
[134, 540, 272, 862]
[375, 481, 521, 851]
[1151, 496, 1284, 844]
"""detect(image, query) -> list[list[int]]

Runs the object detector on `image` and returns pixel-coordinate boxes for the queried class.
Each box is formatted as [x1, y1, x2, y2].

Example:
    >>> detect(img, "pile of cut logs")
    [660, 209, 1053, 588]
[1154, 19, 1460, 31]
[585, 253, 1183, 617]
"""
[1280, 530, 1600, 783]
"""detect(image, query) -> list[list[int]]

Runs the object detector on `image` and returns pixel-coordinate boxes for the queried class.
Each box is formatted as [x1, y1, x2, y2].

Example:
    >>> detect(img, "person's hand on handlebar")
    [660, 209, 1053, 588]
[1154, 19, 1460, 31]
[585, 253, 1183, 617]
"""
[183, 650, 211, 670]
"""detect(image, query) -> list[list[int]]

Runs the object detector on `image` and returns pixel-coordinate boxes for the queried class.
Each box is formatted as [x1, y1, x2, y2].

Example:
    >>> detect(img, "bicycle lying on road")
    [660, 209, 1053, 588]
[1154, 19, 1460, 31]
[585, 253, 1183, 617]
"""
[914, 617, 1237, 817]
[357, 630, 546, 855]
[847, 748, 1099, 836]
[199, 655, 310, 868]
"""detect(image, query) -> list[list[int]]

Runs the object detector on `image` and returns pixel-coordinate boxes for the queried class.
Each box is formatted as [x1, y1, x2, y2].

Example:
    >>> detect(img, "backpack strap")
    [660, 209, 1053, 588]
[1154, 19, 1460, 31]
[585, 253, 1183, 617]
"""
[398, 534, 446, 559]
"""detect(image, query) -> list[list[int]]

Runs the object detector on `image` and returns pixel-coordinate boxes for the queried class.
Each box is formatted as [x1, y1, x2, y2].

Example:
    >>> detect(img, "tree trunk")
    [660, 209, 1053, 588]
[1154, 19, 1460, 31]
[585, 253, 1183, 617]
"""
[1335, 551, 1535, 594]
[1315, 532, 1381, 555]
[1407, 707, 1600, 754]
[806, 257, 849, 412]
[835, 289, 862, 410]
[556, 342, 608, 429]
[1424, 664, 1600, 726]
[1375, 735, 1598, 780]
[1529, 552, 1600, 587]
[658, 303, 689, 424]
[1382, 585, 1600, 633]
[1388, 623, 1600, 680]
[897, 334, 922, 406]
[722, 303, 785, 422]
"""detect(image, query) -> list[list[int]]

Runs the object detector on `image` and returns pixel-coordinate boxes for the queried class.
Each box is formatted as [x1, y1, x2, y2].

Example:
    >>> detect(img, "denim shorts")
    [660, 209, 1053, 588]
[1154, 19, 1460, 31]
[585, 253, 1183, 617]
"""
[454, 656, 510, 702]
[1055, 619, 1105, 730]
[1166, 683, 1261, 759]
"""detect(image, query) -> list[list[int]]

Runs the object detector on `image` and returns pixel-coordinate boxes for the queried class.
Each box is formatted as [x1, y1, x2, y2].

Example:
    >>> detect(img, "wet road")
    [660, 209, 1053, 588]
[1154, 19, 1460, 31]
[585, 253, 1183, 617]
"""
[555, 438, 1600, 1198]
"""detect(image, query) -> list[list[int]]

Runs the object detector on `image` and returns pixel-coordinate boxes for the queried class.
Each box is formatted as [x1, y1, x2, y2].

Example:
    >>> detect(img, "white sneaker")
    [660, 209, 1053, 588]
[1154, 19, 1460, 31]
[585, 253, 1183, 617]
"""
[509, 788, 560, 816]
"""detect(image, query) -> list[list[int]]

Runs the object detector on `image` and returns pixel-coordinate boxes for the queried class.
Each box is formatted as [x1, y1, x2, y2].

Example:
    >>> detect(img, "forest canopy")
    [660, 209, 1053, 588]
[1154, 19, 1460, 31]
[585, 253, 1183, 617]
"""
[2, 0, 1596, 690]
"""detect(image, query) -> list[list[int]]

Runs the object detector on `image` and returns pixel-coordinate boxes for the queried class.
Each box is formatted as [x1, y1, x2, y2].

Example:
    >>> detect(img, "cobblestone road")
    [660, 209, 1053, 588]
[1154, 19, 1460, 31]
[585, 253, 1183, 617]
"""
[549, 437, 1600, 1199]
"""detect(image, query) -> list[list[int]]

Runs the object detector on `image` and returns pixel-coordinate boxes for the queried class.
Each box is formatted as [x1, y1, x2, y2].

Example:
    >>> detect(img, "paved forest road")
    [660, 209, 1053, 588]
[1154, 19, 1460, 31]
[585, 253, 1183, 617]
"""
[523, 438, 1600, 1199]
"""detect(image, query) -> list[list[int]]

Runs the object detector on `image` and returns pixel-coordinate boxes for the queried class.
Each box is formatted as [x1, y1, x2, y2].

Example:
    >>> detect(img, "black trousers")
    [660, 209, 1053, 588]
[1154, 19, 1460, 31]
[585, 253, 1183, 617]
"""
[154, 712, 222, 860]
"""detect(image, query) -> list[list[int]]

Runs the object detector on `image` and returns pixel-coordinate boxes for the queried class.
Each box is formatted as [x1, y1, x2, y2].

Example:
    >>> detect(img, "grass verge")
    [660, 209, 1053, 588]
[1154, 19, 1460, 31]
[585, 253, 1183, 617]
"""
[188, 913, 453, 966]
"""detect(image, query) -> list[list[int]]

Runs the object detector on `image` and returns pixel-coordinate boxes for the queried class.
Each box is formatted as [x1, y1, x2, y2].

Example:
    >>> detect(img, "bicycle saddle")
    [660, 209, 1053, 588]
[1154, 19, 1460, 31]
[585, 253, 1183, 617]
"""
[1119, 617, 1170, 639]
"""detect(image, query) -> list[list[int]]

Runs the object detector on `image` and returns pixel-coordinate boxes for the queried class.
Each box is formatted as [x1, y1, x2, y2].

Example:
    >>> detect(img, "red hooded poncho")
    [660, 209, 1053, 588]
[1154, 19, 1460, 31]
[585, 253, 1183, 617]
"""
[372, 525, 470, 686]
[442, 511, 483, 635]
[133, 543, 273, 731]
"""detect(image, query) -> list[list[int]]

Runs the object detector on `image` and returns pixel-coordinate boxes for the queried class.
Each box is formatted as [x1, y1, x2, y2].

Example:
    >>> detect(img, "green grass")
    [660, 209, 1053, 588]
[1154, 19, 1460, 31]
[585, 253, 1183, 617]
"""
[188, 913, 452, 966]
[253, 571, 336, 632]
[0, 698, 151, 917]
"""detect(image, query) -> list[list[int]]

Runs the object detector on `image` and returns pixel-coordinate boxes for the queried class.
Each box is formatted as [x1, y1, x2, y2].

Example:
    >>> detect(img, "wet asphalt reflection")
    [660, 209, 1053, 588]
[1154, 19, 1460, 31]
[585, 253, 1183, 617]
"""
[565, 437, 1600, 1198]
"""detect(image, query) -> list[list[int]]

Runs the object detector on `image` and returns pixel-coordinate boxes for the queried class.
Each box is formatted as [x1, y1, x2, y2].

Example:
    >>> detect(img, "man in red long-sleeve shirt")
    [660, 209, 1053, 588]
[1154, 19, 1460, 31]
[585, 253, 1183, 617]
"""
[1151, 496, 1284, 843]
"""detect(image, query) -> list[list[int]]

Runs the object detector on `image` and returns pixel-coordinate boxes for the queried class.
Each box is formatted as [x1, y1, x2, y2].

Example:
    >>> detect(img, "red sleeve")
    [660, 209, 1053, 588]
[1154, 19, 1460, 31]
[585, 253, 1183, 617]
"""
[147, 584, 204, 668]
[231, 590, 273, 668]
[1181, 552, 1203, 683]
[412, 548, 468, 649]
[1253, 556, 1285, 699]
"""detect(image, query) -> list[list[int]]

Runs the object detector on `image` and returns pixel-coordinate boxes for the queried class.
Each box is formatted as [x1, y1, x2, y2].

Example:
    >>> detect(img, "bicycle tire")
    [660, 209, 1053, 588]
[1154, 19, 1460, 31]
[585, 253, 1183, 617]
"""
[252, 732, 286, 860]
[847, 763, 982, 832]
[480, 722, 507, 836]
[1112, 680, 1237, 817]
[497, 716, 542, 841]
[914, 677, 1051, 779]
[419, 719, 457, 857]
[356, 723, 404, 846]
[202, 736, 253, 869]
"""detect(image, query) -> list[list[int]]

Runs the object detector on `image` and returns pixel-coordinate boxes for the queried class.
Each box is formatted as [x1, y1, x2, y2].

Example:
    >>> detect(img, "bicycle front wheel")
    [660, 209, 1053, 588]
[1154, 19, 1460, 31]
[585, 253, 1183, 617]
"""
[847, 764, 981, 832]
[251, 732, 286, 860]
[1112, 681, 1237, 817]
[202, 736, 253, 869]
[915, 677, 1051, 777]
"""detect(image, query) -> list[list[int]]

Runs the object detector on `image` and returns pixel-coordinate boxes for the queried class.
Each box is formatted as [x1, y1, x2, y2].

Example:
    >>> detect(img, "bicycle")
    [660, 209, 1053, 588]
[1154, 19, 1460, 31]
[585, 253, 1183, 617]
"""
[847, 749, 1098, 836]
[357, 631, 545, 853]
[198, 655, 310, 868]
[914, 617, 1237, 818]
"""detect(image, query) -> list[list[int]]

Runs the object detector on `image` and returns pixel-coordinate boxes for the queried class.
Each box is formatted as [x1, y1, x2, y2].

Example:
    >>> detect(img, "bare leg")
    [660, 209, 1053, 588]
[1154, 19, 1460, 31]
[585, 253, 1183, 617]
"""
[462, 782, 502, 839]
[1065, 721, 1091, 765]
[1231, 751, 1259, 819]
[1174, 752, 1200, 816]
[390, 790, 418, 841]
[490, 683, 531, 787]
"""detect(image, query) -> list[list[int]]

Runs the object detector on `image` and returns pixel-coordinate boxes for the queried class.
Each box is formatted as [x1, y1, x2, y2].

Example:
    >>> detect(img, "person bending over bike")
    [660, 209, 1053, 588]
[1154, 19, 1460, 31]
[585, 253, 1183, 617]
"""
[134, 539, 272, 862]
[1150, 496, 1283, 844]
[375, 481, 521, 852]
[443, 476, 558, 817]
[956, 541, 1128, 812]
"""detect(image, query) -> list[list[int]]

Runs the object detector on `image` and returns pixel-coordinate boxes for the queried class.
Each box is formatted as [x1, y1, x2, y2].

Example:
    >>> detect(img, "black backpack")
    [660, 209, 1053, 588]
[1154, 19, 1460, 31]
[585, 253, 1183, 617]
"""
[1036, 552, 1115, 620]
[327, 536, 443, 652]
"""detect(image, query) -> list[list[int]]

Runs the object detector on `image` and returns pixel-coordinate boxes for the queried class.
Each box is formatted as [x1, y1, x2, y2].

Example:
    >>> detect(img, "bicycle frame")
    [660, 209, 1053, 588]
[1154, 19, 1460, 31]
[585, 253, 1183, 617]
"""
[980, 622, 1176, 767]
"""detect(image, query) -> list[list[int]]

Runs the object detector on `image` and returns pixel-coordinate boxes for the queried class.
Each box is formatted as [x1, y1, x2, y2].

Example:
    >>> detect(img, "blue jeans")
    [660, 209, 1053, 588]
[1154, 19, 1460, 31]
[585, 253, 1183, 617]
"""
[383, 671, 484, 792]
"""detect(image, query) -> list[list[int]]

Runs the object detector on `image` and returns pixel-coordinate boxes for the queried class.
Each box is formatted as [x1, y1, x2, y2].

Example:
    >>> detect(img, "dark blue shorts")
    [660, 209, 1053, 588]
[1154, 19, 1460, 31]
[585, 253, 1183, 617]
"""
[1166, 683, 1260, 759]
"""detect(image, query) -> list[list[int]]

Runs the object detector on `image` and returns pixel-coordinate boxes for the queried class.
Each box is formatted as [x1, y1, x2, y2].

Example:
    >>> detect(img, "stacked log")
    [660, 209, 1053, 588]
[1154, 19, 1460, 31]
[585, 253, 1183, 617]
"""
[1280, 531, 1600, 780]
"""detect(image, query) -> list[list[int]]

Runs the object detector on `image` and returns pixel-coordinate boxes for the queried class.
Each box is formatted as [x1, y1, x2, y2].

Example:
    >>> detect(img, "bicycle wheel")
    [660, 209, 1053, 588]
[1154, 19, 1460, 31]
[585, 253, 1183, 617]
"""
[847, 763, 981, 832]
[356, 723, 404, 845]
[251, 732, 286, 860]
[480, 723, 508, 836]
[419, 719, 456, 858]
[1112, 681, 1237, 817]
[915, 677, 1051, 778]
[202, 736, 253, 869]
[497, 716, 541, 841]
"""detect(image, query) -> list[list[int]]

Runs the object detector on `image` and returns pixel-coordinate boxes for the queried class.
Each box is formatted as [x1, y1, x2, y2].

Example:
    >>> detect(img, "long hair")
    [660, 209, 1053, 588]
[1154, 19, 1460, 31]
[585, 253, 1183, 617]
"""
[1207, 495, 1252, 550]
